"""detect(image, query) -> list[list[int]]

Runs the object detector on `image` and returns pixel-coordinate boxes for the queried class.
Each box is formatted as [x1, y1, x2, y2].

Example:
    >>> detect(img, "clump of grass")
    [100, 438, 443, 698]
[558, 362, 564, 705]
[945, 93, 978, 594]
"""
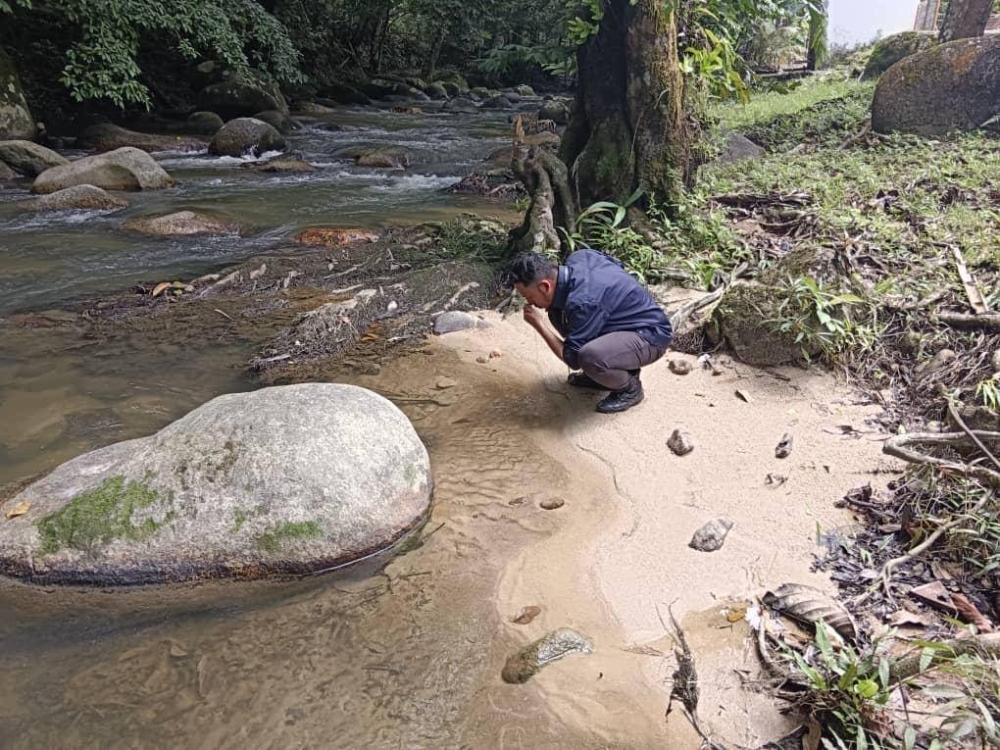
[254, 520, 323, 553]
[37, 475, 173, 555]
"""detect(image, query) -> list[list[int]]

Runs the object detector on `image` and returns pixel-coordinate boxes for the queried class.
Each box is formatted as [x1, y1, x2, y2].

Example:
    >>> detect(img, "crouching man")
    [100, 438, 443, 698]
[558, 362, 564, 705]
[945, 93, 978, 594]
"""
[510, 249, 673, 413]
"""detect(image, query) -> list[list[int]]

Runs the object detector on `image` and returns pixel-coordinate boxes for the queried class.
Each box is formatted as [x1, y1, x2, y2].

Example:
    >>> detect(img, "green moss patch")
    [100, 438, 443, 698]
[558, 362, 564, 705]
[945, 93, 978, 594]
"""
[254, 520, 322, 553]
[37, 476, 173, 555]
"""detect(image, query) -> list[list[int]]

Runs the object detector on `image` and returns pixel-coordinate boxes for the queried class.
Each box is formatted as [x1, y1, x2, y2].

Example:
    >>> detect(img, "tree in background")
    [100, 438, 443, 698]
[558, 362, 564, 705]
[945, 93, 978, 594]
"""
[938, 0, 995, 41]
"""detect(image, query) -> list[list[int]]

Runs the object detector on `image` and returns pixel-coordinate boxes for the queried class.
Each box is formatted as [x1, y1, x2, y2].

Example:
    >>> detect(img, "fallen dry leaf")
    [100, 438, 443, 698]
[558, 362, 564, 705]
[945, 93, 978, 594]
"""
[5, 501, 30, 519]
[151, 281, 172, 298]
[513, 606, 542, 625]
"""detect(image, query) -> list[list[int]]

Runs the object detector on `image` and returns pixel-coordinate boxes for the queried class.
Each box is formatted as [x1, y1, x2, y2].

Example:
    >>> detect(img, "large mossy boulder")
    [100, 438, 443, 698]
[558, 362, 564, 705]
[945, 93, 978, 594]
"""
[0, 384, 433, 585]
[252, 109, 300, 134]
[32, 147, 174, 194]
[0, 48, 35, 141]
[196, 78, 289, 120]
[425, 82, 449, 100]
[208, 117, 286, 157]
[185, 111, 225, 135]
[872, 35, 1000, 136]
[320, 83, 372, 106]
[77, 123, 204, 154]
[362, 78, 412, 100]
[862, 31, 937, 79]
[0, 140, 68, 177]
[18, 184, 129, 212]
[538, 101, 570, 125]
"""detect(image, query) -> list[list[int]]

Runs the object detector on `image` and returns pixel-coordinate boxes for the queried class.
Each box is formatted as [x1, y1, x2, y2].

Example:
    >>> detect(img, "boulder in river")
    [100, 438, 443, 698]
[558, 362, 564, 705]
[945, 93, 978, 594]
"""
[347, 145, 410, 169]
[77, 123, 205, 154]
[208, 117, 286, 157]
[18, 184, 129, 212]
[31, 147, 174, 194]
[515, 84, 536, 97]
[122, 210, 242, 237]
[185, 111, 225, 135]
[862, 31, 937, 79]
[424, 82, 448, 100]
[294, 227, 379, 248]
[481, 95, 514, 110]
[0, 384, 433, 585]
[244, 153, 316, 173]
[872, 35, 1000, 136]
[0, 47, 35, 141]
[362, 78, 411, 100]
[196, 78, 289, 120]
[252, 109, 300, 134]
[0, 159, 17, 180]
[0, 140, 68, 176]
[443, 97, 477, 113]
[292, 101, 336, 115]
[319, 83, 372, 106]
[538, 101, 570, 125]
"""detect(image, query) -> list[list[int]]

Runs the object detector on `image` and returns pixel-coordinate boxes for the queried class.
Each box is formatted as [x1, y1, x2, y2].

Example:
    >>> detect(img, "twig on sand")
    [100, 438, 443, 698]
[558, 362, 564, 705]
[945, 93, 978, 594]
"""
[213, 308, 234, 322]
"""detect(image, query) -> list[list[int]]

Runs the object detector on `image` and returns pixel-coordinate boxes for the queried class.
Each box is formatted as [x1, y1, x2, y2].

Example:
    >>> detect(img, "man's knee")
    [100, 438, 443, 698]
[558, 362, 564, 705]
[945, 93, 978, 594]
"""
[577, 342, 606, 373]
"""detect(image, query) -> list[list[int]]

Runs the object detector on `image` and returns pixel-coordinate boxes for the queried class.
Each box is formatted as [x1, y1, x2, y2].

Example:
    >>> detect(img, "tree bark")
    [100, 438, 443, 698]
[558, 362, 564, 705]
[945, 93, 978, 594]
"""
[560, 0, 698, 212]
[939, 0, 993, 41]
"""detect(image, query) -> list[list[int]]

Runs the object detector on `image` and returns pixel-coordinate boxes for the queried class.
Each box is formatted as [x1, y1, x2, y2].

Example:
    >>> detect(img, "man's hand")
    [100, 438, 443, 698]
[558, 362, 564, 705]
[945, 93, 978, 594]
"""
[523, 303, 547, 329]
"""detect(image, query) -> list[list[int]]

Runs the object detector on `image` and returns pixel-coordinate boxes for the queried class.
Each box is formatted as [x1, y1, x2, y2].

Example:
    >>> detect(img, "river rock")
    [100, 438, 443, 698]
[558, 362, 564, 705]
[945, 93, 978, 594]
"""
[252, 109, 300, 134]
[689, 518, 734, 552]
[362, 79, 411, 100]
[669, 359, 692, 375]
[515, 84, 536, 97]
[872, 35, 1000, 136]
[123, 210, 241, 237]
[433, 311, 490, 335]
[196, 78, 288, 120]
[0, 140, 68, 176]
[0, 47, 35, 140]
[244, 153, 316, 173]
[292, 101, 336, 115]
[481, 95, 514, 110]
[443, 97, 477, 112]
[470, 86, 490, 99]
[31, 147, 174, 194]
[77, 123, 204, 154]
[209, 117, 286, 157]
[425, 82, 448, 100]
[186, 111, 225, 135]
[18, 184, 129, 212]
[862, 31, 937, 79]
[0, 384, 432, 585]
[349, 146, 410, 169]
[538, 101, 570, 125]
[294, 227, 379, 248]
[0, 159, 17, 180]
[667, 429, 694, 456]
[501, 628, 594, 684]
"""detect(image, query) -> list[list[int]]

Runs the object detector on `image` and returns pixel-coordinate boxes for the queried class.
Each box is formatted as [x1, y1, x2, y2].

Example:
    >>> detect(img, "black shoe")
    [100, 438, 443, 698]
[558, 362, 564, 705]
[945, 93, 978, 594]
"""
[596, 375, 644, 414]
[567, 372, 608, 390]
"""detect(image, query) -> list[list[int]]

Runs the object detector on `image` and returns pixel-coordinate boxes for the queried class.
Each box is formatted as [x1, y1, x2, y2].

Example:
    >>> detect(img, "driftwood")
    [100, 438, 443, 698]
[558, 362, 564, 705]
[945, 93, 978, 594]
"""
[936, 311, 1000, 332]
[509, 148, 577, 257]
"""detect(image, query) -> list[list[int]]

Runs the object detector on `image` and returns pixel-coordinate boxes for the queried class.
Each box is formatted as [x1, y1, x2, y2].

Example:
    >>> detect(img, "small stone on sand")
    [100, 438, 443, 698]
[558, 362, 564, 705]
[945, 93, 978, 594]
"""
[435, 376, 458, 389]
[669, 360, 692, 375]
[667, 429, 694, 456]
[540, 497, 565, 510]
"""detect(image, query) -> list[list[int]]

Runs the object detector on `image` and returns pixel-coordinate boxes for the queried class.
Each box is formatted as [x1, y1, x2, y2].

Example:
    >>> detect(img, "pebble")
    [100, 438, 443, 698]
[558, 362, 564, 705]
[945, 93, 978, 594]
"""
[667, 429, 694, 456]
[775, 432, 793, 459]
[501, 628, 593, 684]
[435, 376, 458, 389]
[540, 497, 565, 510]
[669, 359, 692, 375]
[476, 356, 489, 364]
[689, 518, 734, 552]
[489, 350, 502, 359]
[512, 606, 542, 625]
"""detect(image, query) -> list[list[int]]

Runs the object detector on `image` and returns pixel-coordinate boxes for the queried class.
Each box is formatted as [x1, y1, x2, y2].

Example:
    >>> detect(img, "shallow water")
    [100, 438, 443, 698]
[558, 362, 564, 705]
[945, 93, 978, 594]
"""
[0, 104, 520, 315]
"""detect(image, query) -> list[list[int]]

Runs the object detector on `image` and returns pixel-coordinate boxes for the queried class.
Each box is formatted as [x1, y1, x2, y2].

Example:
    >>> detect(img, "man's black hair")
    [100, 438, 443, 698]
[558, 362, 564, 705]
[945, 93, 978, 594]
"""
[508, 252, 557, 286]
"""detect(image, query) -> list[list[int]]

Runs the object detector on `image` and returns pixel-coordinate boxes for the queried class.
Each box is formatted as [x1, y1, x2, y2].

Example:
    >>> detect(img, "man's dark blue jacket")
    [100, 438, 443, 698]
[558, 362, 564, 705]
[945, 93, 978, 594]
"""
[547, 249, 673, 369]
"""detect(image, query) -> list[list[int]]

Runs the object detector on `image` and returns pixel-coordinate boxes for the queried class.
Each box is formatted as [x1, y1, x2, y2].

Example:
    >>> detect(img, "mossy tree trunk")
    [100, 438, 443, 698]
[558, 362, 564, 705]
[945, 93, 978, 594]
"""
[939, 0, 993, 41]
[509, 0, 699, 258]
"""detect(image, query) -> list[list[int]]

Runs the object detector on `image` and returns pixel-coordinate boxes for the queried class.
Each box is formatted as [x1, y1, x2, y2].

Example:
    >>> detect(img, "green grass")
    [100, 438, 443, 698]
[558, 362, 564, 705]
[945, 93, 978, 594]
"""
[713, 74, 870, 135]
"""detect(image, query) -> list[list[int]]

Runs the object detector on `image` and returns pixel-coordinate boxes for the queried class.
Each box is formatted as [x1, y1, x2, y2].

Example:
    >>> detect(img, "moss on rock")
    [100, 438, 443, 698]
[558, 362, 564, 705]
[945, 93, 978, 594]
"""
[254, 520, 322, 553]
[862, 32, 937, 79]
[37, 476, 173, 555]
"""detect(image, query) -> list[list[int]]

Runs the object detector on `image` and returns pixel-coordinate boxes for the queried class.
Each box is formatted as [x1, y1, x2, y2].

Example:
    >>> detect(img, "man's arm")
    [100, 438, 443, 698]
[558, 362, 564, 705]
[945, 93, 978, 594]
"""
[524, 304, 565, 362]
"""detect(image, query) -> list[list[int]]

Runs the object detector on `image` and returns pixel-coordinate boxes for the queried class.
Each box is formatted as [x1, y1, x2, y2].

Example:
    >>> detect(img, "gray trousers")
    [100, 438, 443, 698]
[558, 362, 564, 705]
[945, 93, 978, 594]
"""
[577, 331, 667, 390]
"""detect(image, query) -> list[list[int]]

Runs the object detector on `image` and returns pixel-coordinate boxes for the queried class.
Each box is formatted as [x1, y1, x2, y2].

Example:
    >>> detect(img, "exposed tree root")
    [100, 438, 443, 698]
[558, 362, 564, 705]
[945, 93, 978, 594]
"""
[508, 148, 577, 257]
[936, 311, 1000, 332]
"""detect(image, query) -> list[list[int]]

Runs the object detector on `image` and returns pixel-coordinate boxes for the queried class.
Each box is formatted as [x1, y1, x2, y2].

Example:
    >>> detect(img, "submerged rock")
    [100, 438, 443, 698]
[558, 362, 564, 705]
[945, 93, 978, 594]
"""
[0, 384, 433, 585]
[0, 140, 68, 177]
[18, 184, 129, 212]
[872, 35, 1000, 136]
[689, 518, 734, 552]
[209, 117, 286, 157]
[123, 210, 241, 236]
[501, 628, 594, 684]
[294, 227, 379, 248]
[77, 123, 204, 154]
[244, 153, 316, 173]
[31, 147, 174, 194]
